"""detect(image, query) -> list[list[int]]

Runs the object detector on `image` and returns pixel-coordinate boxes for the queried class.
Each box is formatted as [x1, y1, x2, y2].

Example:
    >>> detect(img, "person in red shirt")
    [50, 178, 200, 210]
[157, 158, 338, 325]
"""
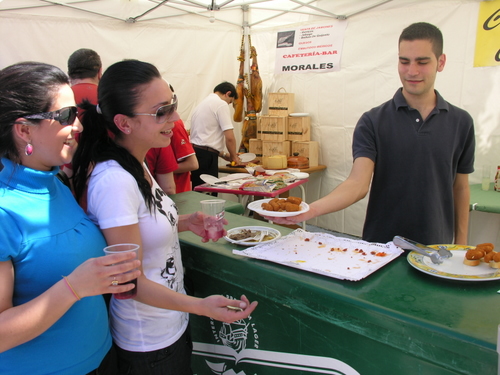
[62, 49, 102, 192]
[67, 48, 101, 121]
[145, 146, 178, 195]
[170, 119, 198, 193]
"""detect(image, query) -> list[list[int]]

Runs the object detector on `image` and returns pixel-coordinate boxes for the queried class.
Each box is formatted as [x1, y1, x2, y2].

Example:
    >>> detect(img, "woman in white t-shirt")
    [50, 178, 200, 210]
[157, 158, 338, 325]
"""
[72, 60, 257, 375]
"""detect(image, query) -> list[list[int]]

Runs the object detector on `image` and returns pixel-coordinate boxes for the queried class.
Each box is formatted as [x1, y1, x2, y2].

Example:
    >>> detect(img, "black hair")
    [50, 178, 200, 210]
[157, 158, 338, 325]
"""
[0, 61, 69, 163]
[72, 60, 162, 211]
[399, 22, 443, 58]
[213, 81, 238, 100]
[67, 48, 102, 80]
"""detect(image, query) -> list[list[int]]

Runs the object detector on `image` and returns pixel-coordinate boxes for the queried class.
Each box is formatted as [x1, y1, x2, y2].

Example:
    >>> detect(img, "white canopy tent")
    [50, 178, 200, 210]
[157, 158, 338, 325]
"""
[1, 0, 499, 243]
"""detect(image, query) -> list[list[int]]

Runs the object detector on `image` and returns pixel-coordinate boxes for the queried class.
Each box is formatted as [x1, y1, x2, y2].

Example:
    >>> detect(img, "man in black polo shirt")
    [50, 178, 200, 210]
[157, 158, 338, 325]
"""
[264, 22, 475, 245]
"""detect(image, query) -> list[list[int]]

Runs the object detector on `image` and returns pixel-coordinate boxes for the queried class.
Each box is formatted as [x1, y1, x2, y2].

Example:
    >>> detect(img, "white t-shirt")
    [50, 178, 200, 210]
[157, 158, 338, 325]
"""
[190, 93, 234, 152]
[87, 160, 189, 352]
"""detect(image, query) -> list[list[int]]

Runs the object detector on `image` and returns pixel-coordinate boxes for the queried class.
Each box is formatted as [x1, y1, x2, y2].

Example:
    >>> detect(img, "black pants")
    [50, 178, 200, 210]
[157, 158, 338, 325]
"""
[86, 345, 119, 375]
[191, 147, 219, 190]
[114, 327, 193, 375]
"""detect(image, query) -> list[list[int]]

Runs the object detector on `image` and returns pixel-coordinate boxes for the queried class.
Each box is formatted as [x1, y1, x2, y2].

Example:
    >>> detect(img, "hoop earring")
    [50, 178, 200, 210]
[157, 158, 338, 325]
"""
[25, 143, 33, 156]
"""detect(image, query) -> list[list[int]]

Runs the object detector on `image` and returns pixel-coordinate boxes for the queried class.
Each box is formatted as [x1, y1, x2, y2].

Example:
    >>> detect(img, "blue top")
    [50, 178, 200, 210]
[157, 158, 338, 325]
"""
[353, 89, 475, 244]
[0, 158, 111, 375]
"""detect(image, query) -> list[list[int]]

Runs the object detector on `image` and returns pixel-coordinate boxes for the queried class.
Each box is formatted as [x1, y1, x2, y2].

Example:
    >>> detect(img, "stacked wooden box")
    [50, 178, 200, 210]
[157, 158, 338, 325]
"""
[248, 90, 319, 168]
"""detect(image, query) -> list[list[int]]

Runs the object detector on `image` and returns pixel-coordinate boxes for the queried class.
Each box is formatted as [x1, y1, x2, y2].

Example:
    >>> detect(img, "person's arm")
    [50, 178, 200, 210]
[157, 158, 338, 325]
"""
[155, 171, 176, 195]
[223, 129, 240, 164]
[101, 224, 257, 323]
[174, 155, 198, 174]
[453, 172, 470, 245]
[264, 157, 374, 224]
[0, 254, 139, 353]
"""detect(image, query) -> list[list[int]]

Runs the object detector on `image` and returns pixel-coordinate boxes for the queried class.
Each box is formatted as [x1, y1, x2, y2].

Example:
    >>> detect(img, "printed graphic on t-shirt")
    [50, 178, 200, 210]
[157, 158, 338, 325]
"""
[161, 256, 176, 289]
[160, 241, 183, 292]
[153, 187, 182, 292]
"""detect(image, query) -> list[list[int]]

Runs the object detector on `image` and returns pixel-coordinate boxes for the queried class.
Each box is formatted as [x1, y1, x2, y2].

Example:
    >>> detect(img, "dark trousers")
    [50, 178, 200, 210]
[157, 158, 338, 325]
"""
[191, 147, 219, 190]
[86, 345, 119, 375]
[114, 327, 193, 375]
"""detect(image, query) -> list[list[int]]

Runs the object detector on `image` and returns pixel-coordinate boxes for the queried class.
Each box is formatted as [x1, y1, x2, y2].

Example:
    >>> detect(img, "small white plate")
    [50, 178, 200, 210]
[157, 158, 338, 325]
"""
[224, 226, 281, 246]
[247, 198, 310, 217]
[291, 172, 309, 179]
[239, 153, 256, 163]
[289, 113, 309, 117]
[200, 174, 221, 185]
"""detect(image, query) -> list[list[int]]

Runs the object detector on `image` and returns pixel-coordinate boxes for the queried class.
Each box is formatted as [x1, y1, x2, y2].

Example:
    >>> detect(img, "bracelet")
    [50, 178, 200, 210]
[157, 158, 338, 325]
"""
[62, 276, 81, 301]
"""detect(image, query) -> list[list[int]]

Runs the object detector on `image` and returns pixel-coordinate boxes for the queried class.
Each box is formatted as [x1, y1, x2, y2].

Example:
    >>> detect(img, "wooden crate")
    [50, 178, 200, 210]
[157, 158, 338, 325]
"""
[268, 90, 295, 116]
[248, 139, 262, 157]
[287, 116, 311, 141]
[256, 117, 261, 139]
[291, 141, 319, 167]
[262, 140, 291, 157]
[260, 115, 288, 142]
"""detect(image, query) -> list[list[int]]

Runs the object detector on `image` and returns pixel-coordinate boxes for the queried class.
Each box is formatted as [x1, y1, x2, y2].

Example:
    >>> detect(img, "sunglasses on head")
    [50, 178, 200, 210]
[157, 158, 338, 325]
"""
[24, 106, 78, 126]
[133, 95, 178, 124]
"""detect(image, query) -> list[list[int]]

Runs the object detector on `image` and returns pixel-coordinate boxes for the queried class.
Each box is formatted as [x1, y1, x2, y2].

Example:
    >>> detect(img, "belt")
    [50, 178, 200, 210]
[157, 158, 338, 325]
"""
[193, 144, 219, 155]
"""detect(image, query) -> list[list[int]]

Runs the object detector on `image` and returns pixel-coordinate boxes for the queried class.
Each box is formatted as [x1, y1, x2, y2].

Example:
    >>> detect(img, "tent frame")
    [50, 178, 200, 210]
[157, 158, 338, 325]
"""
[0, 0, 393, 27]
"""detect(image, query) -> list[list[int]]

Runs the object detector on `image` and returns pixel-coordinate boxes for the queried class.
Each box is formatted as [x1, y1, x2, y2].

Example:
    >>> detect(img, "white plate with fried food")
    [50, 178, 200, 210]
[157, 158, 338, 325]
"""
[407, 244, 500, 281]
[224, 226, 281, 246]
[247, 198, 310, 218]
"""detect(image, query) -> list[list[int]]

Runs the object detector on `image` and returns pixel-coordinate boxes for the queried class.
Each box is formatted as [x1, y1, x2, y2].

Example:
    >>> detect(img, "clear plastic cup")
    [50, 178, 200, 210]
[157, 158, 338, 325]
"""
[200, 199, 225, 240]
[103, 243, 139, 299]
[482, 165, 491, 191]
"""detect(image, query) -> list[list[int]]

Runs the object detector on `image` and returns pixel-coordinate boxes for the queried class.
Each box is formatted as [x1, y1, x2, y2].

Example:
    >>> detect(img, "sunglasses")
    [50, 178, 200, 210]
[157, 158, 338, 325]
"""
[24, 106, 78, 126]
[133, 95, 178, 124]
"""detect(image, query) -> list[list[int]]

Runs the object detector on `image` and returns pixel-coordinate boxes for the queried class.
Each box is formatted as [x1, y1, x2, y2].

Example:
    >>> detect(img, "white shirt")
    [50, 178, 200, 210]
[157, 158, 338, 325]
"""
[190, 93, 234, 152]
[87, 160, 189, 352]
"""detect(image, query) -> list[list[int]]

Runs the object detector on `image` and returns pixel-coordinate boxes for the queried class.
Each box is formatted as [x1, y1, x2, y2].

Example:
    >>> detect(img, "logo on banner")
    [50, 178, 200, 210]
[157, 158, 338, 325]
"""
[275, 21, 348, 74]
[193, 295, 360, 375]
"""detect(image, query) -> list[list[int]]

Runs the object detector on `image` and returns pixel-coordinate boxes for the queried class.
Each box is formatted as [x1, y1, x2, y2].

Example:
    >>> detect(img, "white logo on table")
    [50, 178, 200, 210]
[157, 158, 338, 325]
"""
[193, 295, 360, 375]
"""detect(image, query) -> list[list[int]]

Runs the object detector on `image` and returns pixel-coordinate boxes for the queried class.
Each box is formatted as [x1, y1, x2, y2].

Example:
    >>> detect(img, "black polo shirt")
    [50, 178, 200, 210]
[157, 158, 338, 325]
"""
[353, 89, 475, 244]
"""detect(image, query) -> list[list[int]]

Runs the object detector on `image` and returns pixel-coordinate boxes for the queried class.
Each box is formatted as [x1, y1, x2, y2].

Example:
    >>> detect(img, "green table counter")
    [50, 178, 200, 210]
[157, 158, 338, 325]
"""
[470, 183, 500, 213]
[170, 190, 245, 215]
[176, 211, 499, 375]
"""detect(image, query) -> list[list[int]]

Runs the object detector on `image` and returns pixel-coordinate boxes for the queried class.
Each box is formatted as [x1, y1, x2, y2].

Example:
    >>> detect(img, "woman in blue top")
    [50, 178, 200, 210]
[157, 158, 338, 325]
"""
[0, 62, 141, 375]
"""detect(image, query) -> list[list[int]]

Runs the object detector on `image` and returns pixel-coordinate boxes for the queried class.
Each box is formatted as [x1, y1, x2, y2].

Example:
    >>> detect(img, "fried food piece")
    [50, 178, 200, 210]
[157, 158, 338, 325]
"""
[285, 202, 300, 212]
[277, 200, 288, 210]
[261, 197, 304, 212]
[270, 200, 280, 211]
[491, 252, 500, 269]
[261, 202, 274, 211]
[476, 242, 494, 249]
[286, 196, 302, 205]
[483, 251, 496, 263]
[463, 248, 484, 266]
[488, 252, 500, 268]
[476, 243, 494, 253]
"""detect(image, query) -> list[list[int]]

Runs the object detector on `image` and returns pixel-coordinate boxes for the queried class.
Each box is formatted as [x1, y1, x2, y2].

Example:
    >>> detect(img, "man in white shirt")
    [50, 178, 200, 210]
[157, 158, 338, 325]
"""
[190, 81, 240, 189]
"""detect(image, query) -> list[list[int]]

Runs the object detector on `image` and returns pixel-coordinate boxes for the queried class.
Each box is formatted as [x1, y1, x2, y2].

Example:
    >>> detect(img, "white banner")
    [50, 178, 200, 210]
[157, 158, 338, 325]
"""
[275, 21, 348, 74]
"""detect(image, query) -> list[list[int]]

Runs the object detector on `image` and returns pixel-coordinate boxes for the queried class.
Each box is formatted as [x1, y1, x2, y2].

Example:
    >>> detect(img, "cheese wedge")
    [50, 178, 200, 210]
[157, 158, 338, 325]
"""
[263, 155, 287, 169]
